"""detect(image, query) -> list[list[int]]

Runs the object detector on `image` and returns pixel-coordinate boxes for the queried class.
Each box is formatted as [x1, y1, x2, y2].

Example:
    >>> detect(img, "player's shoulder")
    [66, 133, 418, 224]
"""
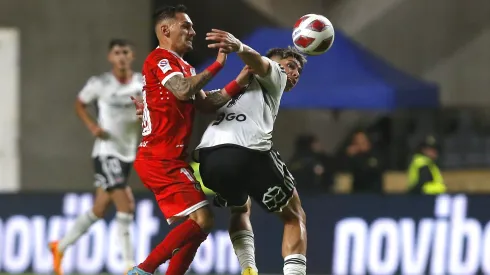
[147, 47, 178, 64]
[86, 72, 111, 86]
[263, 57, 285, 74]
[133, 72, 144, 81]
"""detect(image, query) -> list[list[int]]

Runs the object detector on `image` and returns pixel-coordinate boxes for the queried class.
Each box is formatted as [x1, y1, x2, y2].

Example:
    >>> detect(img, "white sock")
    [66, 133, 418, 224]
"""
[230, 230, 258, 273]
[58, 210, 99, 252]
[116, 212, 135, 268]
[284, 254, 306, 275]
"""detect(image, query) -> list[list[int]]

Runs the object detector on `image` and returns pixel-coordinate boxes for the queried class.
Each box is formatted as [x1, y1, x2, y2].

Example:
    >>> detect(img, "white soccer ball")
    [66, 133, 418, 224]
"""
[292, 14, 335, 56]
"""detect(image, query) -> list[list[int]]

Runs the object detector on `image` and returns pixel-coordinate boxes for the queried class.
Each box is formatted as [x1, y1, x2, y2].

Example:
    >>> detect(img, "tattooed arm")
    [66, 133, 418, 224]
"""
[194, 90, 232, 113]
[195, 66, 252, 113]
[164, 71, 214, 101]
[164, 51, 226, 101]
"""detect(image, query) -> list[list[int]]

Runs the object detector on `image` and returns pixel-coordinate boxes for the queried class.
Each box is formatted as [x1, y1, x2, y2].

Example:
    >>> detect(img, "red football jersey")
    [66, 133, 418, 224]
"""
[137, 48, 197, 161]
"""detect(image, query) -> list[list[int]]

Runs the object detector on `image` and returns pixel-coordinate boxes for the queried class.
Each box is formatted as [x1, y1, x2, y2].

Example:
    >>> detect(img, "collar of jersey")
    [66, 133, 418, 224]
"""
[157, 46, 183, 59]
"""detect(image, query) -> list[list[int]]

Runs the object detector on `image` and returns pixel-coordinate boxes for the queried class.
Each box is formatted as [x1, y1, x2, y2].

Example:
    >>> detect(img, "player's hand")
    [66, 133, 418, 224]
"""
[236, 65, 253, 86]
[216, 48, 227, 66]
[206, 29, 242, 54]
[130, 96, 144, 120]
[89, 124, 109, 139]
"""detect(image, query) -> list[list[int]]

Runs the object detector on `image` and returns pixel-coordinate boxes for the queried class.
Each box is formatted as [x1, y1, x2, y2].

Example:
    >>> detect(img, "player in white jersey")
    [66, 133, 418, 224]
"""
[49, 39, 142, 275]
[196, 29, 309, 275]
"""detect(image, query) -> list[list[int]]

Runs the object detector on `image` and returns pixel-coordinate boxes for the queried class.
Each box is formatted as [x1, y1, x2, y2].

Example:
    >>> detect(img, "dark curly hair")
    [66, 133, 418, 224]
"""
[265, 46, 307, 69]
[153, 4, 188, 25]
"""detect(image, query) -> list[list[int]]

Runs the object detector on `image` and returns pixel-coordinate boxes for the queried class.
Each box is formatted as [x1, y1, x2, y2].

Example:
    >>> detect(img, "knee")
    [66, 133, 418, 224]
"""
[126, 200, 136, 214]
[190, 206, 214, 233]
[91, 206, 107, 219]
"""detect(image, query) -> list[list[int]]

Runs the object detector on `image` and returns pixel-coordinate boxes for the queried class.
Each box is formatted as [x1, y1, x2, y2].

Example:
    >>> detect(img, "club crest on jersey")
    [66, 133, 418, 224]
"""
[190, 68, 196, 76]
[226, 91, 245, 108]
[158, 59, 172, 73]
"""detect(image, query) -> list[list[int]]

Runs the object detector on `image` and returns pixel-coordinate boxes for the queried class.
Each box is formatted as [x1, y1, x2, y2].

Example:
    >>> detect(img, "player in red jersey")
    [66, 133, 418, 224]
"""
[128, 4, 250, 275]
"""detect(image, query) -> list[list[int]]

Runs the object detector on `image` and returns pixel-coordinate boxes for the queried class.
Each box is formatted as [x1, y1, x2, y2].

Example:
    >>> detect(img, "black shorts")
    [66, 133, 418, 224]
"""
[93, 156, 132, 191]
[198, 145, 296, 212]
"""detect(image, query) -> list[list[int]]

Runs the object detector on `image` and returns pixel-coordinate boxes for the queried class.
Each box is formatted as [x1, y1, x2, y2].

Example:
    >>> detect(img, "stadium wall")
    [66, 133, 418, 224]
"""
[0, 193, 489, 274]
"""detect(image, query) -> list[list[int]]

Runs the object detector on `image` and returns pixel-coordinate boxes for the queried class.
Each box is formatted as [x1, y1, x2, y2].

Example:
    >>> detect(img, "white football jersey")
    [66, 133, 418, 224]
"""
[78, 72, 143, 162]
[196, 57, 287, 152]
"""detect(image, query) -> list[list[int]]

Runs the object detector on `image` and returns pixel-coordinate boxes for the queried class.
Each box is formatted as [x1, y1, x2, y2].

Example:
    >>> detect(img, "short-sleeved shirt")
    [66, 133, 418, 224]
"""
[137, 47, 197, 162]
[196, 57, 287, 152]
[78, 72, 143, 162]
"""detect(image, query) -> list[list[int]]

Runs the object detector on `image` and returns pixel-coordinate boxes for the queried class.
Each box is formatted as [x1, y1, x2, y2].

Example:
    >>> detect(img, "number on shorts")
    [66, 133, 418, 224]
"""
[101, 157, 123, 185]
[141, 90, 152, 136]
[180, 168, 196, 182]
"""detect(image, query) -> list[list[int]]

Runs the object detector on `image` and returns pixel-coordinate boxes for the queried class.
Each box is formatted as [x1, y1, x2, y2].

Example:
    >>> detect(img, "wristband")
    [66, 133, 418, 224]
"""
[224, 80, 242, 97]
[237, 41, 244, 53]
[206, 61, 223, 76]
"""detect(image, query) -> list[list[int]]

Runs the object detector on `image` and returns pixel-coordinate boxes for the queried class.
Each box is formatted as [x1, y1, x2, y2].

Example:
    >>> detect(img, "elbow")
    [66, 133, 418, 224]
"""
[74, 99, 85, 114]
[174, 93, 193, 101]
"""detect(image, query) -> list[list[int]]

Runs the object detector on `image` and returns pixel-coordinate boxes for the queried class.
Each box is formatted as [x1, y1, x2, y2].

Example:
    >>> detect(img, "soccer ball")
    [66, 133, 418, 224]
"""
[292, 14, 335, 56]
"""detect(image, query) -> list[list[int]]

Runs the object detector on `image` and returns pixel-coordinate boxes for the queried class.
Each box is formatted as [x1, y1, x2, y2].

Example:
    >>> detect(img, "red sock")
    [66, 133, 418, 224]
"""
[138, 219, 205, 273]
[166, 233, 207, 275]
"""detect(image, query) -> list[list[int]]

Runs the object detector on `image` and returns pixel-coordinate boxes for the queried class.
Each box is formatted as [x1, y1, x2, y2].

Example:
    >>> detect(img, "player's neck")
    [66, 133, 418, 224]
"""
[112, 69, 133, 84]
[158, 44, 184, 58]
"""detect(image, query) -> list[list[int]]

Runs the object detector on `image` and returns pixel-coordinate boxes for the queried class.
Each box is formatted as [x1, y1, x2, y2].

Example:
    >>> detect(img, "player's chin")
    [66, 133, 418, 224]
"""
[185, 41, 193, 50]
[285, 80, 296, 92]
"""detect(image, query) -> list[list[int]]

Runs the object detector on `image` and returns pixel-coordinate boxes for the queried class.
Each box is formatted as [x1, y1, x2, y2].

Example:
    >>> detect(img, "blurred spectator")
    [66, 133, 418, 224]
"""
[289, 134, 335, 194]
[407, 135, 446, 194]
[345, 130, 385, 193]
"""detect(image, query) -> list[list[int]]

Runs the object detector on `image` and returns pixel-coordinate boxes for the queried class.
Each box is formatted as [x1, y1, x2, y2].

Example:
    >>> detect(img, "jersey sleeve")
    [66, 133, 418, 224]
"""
[77, 76, 101, 104]
[255, 57, 287, 95]
[152, 54, 184, 86]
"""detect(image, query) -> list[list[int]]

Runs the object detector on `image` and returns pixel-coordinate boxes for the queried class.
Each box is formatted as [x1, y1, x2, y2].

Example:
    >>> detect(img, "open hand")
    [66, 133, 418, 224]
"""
[206, 29, 242, 54]
[89, 124, 109, 139]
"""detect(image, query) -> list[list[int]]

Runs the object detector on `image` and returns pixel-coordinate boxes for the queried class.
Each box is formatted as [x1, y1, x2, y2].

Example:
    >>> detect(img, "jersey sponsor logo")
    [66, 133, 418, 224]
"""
[157, 59, 172, 74]
[212, 112, 247, 126]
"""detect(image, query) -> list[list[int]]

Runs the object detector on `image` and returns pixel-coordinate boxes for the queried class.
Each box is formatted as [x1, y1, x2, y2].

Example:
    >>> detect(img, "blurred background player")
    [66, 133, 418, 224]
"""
[196, 29, 309, 275]
[49, 39, 143, 274]
[127, 5, 240, 275]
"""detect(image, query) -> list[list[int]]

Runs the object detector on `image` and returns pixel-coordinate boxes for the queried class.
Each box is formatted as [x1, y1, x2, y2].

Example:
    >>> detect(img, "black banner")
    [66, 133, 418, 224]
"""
[0, 193, 489, 274]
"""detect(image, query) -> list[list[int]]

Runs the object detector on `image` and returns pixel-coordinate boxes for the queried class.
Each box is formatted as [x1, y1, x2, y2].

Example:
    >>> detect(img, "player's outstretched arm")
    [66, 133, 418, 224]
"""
[195, 66, 252, 113]
[164, 51, 227, 101]
[207, 29, 270, 77]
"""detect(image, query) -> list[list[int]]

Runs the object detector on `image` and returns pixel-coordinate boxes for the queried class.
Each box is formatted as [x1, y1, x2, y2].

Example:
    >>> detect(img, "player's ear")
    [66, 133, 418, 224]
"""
[128, 50, 135, 62]
[161, 24, 171, 37]
[107, 50, 113, 63]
